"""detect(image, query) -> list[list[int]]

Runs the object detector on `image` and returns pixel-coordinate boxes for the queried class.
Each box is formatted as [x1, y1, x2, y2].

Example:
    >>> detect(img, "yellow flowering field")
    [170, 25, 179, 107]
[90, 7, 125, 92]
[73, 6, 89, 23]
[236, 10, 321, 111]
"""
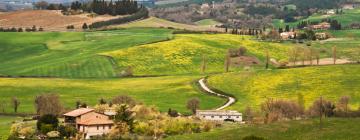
[104, 34, 290, 75]
[207, 65, 360, 111]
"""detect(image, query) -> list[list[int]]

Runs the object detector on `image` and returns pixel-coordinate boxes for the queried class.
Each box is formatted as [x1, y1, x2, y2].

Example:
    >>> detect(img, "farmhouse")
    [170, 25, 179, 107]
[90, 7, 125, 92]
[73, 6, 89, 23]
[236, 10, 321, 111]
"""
[310, 22, 331, 30]
[280, 32, 296, 40]
[64, 108, 114, 139]
[315, 32, 330, 40]
[196, 110, 242, 122]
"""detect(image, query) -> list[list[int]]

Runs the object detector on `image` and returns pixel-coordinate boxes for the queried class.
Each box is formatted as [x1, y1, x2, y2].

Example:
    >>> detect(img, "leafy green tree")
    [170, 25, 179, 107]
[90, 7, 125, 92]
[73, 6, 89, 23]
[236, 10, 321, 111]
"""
[37, 114, 59, 134]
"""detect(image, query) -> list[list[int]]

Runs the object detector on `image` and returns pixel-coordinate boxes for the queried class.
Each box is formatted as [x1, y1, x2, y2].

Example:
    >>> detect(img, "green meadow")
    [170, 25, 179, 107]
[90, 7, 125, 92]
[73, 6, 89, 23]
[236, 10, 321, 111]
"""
[0, 28, 172, 78]
[0, 76, 226, 114]
[166, 118, 360, 140]
[273, 8, 360, 28]
[207, 65, 360, 111]
[0, 116, 22, 140]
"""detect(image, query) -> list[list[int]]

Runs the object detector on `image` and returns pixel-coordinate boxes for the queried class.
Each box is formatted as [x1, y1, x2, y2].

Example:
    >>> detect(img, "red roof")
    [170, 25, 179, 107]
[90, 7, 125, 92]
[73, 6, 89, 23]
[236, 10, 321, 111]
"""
[63, 108, 94, 117]
[77, 114, 114, 125]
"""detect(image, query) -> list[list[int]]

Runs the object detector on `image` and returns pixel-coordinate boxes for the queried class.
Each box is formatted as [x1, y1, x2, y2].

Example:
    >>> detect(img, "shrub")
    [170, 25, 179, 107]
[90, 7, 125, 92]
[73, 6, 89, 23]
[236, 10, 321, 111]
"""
[112, 95, 136, 107]
[261, 98, 302, 123]
[242, 135, 266, 140]
[37, 114, 59, 133]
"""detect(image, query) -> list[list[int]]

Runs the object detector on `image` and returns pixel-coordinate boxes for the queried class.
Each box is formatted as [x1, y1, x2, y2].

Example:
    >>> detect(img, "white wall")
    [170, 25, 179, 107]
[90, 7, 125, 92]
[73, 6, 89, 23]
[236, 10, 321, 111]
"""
[199, 115, 242, 122]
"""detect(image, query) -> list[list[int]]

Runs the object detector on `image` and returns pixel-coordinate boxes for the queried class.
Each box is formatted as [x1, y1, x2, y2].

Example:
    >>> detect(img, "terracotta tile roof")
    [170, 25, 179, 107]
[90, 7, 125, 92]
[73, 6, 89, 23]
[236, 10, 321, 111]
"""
[63, 108, 94, 117]
[77, 114, 114, 125]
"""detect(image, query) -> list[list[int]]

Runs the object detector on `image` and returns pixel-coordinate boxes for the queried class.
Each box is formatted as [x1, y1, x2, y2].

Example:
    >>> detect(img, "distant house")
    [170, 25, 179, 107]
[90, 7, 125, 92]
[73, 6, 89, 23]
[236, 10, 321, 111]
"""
[64, 108, 114, 139]
[280, 32, 296, 40]
[196, 110, 242, 122]
[315, 32, 330, 40]
[310, 22, 331, 30]
[326, 9, 335, 15]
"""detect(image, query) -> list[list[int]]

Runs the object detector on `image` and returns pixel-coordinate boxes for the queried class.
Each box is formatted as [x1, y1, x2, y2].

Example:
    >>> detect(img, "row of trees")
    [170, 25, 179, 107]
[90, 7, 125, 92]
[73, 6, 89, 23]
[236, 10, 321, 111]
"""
[89, 0, 139, 15]
[288, 46, 338, 66]
[89, 6, 148, 28]
[0, 26, 43, 32]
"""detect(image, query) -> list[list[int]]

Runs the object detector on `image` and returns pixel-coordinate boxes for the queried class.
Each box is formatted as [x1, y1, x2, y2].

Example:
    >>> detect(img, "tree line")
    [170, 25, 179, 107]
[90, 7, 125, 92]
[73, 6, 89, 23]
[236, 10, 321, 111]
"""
[89, 6, 148, 29]
[0, 26, 43, 32]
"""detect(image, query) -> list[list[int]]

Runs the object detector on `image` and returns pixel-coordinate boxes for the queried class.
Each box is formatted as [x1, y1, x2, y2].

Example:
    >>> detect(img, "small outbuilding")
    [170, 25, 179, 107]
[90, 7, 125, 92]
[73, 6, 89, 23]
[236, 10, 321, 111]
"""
[196, 110, 242, 122]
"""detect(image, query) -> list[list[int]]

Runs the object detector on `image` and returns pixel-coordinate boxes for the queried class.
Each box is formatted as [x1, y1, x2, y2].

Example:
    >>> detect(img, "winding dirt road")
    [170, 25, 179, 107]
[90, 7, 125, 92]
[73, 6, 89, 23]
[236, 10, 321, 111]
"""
[198, 78, 235, 110]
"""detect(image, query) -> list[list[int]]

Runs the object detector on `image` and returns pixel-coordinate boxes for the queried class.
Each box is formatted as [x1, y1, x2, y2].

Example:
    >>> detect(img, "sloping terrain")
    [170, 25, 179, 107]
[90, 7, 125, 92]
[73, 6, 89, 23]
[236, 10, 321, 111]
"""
[0, 10, 120, 31]
[104, 34, 290, 75]
[0, 76, 226, 114]
[167, 118, 360, 140]
[115, 17, 223, 31]
[0, 28, 172, 78]
[207, 65, 360, 111]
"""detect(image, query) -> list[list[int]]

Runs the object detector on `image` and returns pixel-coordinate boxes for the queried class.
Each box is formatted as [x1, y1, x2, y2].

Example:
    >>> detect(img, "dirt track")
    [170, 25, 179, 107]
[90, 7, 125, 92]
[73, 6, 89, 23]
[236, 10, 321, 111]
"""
[0, 10, 119, 31]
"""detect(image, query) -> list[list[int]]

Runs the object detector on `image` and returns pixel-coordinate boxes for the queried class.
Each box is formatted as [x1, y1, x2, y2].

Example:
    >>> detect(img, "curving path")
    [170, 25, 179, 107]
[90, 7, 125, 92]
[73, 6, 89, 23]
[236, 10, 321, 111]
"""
[198, 78, 235, 110]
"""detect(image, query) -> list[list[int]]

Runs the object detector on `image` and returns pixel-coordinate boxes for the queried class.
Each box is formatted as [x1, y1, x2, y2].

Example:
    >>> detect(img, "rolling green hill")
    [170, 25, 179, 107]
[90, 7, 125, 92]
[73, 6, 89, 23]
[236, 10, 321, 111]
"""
[115, 17, 222, 32]
[0, 76, 226, 114]
[273, 8, 360, 28]
[0, 28, 172, 78]
[207, 65, 360, 111]
[166, 118, 360, 140]
[104, 34, 290, 76]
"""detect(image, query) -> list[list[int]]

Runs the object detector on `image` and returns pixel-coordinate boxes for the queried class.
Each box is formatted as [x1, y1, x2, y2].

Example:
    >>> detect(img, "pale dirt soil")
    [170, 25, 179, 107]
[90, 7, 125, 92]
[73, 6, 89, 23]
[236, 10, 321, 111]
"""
[0, 10, 120, 31]
[287, 58, 353, 66]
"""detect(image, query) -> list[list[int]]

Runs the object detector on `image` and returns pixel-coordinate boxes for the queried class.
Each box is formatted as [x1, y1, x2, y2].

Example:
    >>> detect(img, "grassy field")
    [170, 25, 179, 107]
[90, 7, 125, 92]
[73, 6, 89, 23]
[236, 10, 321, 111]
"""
[0, 116, 22, 140]
[104, 34, 290, 75]
[166, 118, 360, 140]
[311, 30, 360, 60]
[115, 17, 222, 32]
[0, 28, 172, 78]
[273, 8, 360, 28]
[0, 76, 226, 114]
[195, 19, 221, 26]
[207, 65, 360, 111]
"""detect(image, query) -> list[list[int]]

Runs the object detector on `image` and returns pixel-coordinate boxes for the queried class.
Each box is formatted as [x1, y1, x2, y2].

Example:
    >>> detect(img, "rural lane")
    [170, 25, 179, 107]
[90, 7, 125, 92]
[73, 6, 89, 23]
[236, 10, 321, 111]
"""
[198, 78, 235, 110]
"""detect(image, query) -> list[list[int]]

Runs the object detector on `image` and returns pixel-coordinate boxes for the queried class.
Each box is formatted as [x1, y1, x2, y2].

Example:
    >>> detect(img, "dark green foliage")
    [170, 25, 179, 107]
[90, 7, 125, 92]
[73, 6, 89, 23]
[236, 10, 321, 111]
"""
[58, 125, 77, 138]
[89, 7, 148, 28]
[89, 0, 138, 15]
[36, 114, 59, 134]
[168, 108, 179, 117]
[114, 104, 135, 132]
[243, 135, 266, 140]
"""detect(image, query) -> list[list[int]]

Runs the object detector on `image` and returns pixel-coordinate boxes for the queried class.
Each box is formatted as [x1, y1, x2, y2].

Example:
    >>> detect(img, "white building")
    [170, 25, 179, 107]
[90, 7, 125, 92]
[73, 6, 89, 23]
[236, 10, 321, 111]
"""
[196, 110, 242, 122]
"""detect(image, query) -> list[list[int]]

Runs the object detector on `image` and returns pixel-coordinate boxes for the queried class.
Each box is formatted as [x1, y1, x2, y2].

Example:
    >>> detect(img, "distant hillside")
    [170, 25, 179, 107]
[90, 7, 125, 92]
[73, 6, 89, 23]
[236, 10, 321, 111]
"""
[115, 16, 223, 31]
[0, 10, 119, 31]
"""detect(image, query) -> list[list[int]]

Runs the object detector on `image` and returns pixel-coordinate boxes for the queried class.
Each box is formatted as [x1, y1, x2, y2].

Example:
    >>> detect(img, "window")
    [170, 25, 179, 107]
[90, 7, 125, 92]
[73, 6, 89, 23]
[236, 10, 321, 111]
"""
[203, 116, 206, 118]
[97, 126, 99, 130]
[109, 125, 112, 129]
[219, 116, 222, 118]
[236, 116, 239, 118]
[211, 116, 214, 118]
[103, 125, 105, 130]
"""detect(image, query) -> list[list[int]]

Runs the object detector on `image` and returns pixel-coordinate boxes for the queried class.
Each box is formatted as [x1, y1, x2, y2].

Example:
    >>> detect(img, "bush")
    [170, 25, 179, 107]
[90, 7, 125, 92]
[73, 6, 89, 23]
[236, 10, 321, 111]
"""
[242, 135, 266, 140]
[261, 99, 302, 123]
[37, 114, 59, 133]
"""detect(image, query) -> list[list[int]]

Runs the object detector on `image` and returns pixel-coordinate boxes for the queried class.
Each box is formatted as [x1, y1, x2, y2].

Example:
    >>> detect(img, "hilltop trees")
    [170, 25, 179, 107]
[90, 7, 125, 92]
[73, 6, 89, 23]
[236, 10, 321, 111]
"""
[89, 0, 139, 15]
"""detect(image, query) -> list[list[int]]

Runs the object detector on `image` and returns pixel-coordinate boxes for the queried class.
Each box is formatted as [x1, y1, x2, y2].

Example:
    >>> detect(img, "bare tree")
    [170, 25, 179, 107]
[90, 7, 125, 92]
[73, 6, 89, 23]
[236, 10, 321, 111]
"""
[201, 55, 207, 74]
[34, 93, 64, 116]
[332, 46, 337, 64]
[112, 95, 136, 107]
[11, 97, 20, 113]
[225, 50, 231, 72]
[187, 98, 200, 115]
[265, 49, 270, 69]
[338, 96, 351, 116]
